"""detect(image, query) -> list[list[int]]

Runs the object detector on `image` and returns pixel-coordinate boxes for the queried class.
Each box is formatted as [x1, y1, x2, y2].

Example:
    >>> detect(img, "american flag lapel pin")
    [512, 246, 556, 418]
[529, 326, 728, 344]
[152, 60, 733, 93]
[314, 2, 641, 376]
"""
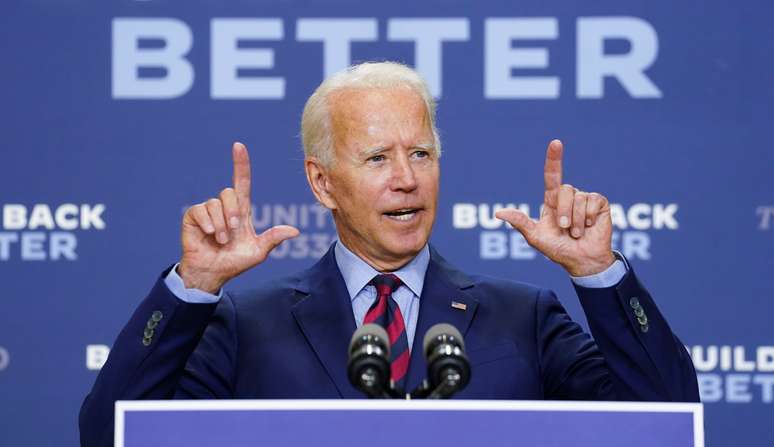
[451, 301, 467, 311]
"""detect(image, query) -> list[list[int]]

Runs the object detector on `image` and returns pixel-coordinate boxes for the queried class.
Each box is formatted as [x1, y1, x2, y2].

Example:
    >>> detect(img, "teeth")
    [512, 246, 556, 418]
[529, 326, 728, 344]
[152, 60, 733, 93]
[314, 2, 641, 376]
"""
[385, 211, 417, 221]
[391, 212, 415, 221]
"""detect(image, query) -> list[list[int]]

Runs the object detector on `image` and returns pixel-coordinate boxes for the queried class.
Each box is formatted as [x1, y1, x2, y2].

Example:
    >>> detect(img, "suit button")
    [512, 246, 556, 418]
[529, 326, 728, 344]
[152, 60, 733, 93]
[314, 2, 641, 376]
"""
[142, 337, 152, 346]
[147, 319, 158, 329]
[637, 315, 648, 325]
[144, 327, 154, 338]
[151, 311, 163, 322]
[634, 307, 645, 317]
[629, 297, 640, 308]
[640, 324, 649, 333]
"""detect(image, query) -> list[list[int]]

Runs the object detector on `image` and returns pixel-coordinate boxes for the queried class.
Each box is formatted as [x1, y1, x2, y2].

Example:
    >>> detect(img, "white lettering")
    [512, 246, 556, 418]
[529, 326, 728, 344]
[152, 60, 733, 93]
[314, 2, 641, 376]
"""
[54, 204, 79, 231]
[273, 204, 298, 226]
[725, 374, 753, 403]
[50, 232, 78, 261]
[652, 203, 679, 229]
[80, 204, 106, 230]
[21, 232, 47, 261]
[510, 232, 536, 260]
[692, 346, 719, 372]
[609, 203, 627, 229]
[3, 204, 26, 230]
[108, 16, 664, 101]
[251, 204, 331, 229]
[757, 206, 774, 230]
[479, 204, 506, 230]
[734, 346, 756, 372]
[2, 204, 104, 230]
[753, 375, 774, 403]
[480, 231, 508, 259]
[758, 347, 774, 372]
[28, 204, 55, 230]
[620, 231, 650, 260]
[86, 345, 111, 370]
[697, 373, 722, 402]
[112, 18, 194, 99]
[720, 345, 733, 371]
[297, 19, 378, 78]
[0, 346, 8, 371]
[387, 19, 469, 97]
[577, 17, 661, 98]
[485, 18, 559, 99]
[211, 19, 284, 99]
[253, 204, 270, 228]
[453, 204, 477, 229]
[627, 203, 650, 230]
[0, 233, 18, 260]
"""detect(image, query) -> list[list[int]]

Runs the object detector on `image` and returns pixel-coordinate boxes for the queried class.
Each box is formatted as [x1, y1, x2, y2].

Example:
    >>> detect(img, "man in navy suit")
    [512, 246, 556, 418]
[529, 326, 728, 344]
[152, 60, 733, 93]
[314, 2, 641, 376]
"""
[80, 62, 699, 447]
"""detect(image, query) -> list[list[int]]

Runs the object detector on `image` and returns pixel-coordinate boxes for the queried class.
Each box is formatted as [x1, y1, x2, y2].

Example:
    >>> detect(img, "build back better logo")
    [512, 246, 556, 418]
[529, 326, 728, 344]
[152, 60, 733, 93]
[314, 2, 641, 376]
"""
[452, 202, 678, 261]
[0, 203, 106, 261]
[690, 345, 774, 404]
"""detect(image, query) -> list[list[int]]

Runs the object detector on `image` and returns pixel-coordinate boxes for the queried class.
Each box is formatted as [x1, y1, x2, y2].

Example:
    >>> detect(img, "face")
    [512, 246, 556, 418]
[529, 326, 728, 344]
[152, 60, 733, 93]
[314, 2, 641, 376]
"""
[307, 86, 440, 271]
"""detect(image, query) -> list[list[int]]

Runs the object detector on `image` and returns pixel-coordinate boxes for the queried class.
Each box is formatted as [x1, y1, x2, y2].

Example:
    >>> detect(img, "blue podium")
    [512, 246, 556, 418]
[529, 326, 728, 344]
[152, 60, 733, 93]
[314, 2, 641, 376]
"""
[115, 400, 704, 447]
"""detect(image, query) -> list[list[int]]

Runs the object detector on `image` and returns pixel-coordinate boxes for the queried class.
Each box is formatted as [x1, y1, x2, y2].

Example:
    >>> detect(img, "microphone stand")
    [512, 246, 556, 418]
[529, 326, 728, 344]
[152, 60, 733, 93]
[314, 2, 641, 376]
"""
[357, 366, 404, 399]
[407, 368, 464, 400]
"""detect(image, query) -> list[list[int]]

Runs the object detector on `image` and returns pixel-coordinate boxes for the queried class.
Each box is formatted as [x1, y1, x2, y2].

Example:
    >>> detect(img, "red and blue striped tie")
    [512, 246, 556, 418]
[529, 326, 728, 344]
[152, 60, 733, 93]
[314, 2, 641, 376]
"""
[363, 274, 410, 392]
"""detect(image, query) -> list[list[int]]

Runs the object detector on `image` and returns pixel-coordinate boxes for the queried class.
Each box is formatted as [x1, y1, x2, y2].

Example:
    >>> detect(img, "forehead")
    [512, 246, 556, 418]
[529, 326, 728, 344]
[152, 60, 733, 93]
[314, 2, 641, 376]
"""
[327, 87, 432, 149]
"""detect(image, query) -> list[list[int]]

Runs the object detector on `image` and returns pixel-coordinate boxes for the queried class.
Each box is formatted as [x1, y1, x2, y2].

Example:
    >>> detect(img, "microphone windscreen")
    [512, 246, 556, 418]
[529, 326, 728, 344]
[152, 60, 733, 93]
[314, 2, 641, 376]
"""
[423, 323, 465, 356]
[349, 323, 390, 356]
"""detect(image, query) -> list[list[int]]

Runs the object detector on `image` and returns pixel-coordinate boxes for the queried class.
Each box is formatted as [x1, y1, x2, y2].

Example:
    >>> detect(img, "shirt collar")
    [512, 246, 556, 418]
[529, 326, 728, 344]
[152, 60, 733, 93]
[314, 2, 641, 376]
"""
[334, 240, 429, 301]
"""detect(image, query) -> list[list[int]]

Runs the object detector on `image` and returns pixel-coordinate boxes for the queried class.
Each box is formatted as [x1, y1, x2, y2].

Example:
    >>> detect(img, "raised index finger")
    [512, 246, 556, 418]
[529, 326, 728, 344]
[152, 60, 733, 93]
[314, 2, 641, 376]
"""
[232, 142, 252, 206]
[543, 139, 564, 193]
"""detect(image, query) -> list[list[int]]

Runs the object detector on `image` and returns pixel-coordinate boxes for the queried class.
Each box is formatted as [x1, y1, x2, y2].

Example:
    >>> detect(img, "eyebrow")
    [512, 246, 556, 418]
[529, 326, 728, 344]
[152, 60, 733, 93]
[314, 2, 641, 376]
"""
[414, 143, 435, 151]
[360, 143, 435, 158]
[361, 146, 387, 158]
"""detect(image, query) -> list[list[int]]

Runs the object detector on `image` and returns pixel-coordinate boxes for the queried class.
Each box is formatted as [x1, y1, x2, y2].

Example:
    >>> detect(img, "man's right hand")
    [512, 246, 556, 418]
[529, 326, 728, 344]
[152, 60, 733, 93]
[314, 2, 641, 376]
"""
[178, 142, 300, 294]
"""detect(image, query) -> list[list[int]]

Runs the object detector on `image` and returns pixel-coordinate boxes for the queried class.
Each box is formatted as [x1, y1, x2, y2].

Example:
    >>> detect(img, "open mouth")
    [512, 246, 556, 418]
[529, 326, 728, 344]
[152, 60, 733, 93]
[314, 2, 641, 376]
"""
[384, 208, 421, 222]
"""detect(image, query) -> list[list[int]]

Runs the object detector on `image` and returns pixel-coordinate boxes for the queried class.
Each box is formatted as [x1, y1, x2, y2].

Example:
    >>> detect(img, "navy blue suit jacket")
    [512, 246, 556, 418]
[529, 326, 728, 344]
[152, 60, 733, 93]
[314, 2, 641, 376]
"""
[80, 246, 699, 447]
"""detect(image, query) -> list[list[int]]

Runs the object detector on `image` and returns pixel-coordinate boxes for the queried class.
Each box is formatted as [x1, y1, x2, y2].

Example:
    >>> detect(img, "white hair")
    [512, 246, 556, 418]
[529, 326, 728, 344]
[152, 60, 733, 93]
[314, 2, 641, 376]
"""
[301, 61, 441, 166]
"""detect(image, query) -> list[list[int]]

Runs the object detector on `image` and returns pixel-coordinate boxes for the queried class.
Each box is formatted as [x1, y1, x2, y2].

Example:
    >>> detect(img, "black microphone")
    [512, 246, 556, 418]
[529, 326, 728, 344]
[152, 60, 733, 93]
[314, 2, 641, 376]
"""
[347, 324, 393, 398]
[422, 323, 471, 399]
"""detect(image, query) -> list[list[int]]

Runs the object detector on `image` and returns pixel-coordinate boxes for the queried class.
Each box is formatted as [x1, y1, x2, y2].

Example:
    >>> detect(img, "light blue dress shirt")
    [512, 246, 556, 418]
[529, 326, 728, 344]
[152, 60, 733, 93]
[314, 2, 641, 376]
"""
[334, 240, 427, 351]
[164, 243, 628, 351]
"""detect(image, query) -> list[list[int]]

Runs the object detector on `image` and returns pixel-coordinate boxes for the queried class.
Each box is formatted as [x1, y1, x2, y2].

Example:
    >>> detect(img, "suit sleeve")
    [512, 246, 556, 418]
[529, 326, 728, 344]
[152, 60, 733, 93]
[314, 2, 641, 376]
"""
[536, 264, 699, 402]
[78, 269, 239, 447]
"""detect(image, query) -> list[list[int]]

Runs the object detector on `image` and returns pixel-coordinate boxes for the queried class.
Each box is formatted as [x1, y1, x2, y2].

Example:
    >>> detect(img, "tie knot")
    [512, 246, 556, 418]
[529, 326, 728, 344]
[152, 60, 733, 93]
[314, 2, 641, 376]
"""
[370, 273, 402, 295]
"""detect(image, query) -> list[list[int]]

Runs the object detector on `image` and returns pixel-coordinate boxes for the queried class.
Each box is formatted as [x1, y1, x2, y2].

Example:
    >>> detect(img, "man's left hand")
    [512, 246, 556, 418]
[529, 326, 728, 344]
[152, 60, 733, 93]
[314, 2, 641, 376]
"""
[495, 139, 615, 277]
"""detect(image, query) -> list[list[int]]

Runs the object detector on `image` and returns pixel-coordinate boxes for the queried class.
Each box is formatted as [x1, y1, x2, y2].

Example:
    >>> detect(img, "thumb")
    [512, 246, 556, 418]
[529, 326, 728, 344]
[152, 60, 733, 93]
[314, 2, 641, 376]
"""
[495, 208, 537, 241]
[255, 225, 300, 257]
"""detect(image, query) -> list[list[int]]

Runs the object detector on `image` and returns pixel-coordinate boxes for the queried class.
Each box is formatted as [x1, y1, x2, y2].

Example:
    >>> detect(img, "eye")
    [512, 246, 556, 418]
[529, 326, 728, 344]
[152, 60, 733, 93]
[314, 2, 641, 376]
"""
[367, 154, 386, 163]
[412, 150, 430, 159]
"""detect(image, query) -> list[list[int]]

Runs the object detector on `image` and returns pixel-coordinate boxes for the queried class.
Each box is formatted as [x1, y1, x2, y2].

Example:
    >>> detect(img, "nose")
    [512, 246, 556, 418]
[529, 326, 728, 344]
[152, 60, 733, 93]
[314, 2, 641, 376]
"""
[390, 151, 418, 192]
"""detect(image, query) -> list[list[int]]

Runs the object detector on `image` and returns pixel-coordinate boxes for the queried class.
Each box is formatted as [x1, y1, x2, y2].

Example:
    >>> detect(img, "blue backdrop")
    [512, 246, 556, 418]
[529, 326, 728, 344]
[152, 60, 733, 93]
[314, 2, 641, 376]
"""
[1, 0, 772, 445]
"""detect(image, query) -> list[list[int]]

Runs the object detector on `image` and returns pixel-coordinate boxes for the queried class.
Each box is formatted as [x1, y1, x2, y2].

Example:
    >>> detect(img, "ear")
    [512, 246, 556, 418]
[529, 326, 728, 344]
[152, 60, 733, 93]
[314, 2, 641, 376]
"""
[305, 157, 337, 210]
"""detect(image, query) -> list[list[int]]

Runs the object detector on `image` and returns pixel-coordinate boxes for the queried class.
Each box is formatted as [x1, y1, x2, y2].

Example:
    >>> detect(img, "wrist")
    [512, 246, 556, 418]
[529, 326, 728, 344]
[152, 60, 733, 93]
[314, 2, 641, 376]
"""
[177, 261, 226, 294]
[565, 252, 616, 277]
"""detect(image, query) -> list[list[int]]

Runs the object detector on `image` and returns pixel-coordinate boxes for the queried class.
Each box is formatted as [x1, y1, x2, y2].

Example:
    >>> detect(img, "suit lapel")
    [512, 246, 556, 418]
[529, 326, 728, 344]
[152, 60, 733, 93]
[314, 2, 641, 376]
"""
[405, 248, 479, 393]
[290, 246, 361, 398]
[290, 245, 479, 398]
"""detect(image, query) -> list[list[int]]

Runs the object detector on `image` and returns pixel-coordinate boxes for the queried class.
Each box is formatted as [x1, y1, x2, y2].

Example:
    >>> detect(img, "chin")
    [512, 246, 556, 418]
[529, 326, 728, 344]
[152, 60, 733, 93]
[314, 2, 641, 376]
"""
[382, 232, 428, 259]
